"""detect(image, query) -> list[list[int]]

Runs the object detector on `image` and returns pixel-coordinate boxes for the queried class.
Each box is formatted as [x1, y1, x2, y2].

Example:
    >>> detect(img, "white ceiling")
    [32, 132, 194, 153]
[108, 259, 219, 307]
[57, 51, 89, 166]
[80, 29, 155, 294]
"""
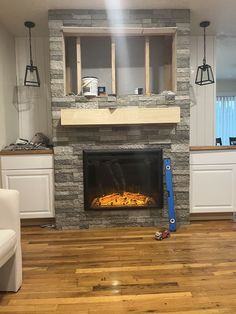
[0, 0, 236, 37]
[0, 0, 236, 79]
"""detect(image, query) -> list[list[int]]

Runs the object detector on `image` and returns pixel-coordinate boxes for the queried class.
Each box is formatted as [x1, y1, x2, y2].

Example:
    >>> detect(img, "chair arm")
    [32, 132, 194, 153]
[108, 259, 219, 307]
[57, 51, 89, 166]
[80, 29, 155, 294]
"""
[0, 189, 22, 292]
[0, 189, 21, 234]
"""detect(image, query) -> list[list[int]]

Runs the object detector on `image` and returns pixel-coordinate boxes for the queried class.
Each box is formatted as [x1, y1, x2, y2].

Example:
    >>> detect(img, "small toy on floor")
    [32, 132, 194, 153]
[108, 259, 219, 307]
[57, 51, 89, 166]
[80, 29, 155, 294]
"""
[154, 229, 170, 240]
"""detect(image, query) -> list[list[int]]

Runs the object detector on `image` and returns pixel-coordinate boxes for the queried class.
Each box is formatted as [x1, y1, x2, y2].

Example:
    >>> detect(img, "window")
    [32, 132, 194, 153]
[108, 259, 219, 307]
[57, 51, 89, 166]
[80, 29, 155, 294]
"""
[216, 96, 236, 145]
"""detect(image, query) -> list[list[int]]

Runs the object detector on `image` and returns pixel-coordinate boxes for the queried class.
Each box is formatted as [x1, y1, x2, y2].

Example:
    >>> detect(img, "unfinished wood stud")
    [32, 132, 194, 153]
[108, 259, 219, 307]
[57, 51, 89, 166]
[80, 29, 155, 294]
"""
[172, 33, 177, 93]
[76, 37, 82, 95]
[145, 36, 150, 96]
[111, 38, 116, 95]
[62, 35, 67, 95]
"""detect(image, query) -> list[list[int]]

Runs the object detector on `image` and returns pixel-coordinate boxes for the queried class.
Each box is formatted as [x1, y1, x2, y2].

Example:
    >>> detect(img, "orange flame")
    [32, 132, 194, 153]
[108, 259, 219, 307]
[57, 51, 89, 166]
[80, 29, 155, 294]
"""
[91, 191, 155, 208]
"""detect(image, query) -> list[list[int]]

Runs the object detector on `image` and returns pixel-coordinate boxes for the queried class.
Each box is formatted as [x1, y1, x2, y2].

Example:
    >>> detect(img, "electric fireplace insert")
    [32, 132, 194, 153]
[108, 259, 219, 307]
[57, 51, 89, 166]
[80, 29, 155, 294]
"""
[83, 149, 163, 210]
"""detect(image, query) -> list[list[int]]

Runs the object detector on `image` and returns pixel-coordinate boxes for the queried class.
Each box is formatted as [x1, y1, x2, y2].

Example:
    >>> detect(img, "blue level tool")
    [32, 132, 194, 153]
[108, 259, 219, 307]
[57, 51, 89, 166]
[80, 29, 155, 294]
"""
[164, 158, 176, 232]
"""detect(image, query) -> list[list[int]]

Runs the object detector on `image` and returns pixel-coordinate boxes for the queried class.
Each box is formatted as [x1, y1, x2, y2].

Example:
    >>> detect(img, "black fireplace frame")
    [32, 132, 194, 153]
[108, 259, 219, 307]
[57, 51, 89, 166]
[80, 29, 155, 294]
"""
[83, 148, 163, 210]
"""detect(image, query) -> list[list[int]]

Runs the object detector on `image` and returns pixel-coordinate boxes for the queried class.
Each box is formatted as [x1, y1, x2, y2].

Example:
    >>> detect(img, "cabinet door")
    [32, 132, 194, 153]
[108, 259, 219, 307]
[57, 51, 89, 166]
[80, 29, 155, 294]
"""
[2, 169, 54, 218]
[190, 164, 236, 213]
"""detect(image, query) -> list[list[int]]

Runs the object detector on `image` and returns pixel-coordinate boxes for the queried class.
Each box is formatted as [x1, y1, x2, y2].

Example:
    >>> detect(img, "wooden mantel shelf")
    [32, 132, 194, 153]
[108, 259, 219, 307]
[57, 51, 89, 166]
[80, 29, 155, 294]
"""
[61, 107, 180, 126]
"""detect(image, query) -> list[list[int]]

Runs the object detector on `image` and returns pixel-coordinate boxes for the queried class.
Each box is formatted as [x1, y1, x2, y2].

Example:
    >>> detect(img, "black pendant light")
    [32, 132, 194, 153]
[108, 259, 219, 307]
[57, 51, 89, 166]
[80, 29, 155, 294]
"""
[195, 21, 215, 86]
[24, 21, 40, 87]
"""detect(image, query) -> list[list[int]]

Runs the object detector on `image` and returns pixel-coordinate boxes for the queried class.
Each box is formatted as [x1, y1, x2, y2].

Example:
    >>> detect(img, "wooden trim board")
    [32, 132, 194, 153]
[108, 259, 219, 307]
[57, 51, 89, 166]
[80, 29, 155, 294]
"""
[0, 149, 53, 155]
[190, 146, 236, 151]
[61, 107, 180, 126]
[62, 27, 177, 37]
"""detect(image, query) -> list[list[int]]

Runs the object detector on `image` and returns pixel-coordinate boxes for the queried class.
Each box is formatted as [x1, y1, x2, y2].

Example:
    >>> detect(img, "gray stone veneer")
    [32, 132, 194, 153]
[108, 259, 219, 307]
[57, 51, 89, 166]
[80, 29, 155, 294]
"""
[48, 9, 190, 229]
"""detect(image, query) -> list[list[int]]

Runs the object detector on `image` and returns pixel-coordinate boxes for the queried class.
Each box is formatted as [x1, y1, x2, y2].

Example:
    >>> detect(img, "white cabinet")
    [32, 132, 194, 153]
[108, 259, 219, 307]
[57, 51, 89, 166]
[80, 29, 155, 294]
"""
[0, 154, 54, 219]
[190, 150, 236, 213]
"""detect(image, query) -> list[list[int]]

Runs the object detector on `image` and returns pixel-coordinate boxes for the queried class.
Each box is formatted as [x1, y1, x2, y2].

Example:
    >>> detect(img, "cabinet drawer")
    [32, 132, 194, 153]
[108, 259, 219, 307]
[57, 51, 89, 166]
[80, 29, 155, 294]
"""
[1, 155, 53, 170]
[190, 150, 236, 165]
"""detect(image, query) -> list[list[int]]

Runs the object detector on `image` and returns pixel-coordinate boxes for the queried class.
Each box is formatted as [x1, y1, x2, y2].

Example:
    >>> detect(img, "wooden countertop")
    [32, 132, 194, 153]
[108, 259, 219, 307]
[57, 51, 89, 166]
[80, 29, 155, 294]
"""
[2, 147, 235, 153]
[190, 146, 236, 151]
[0, 149, 54, 155]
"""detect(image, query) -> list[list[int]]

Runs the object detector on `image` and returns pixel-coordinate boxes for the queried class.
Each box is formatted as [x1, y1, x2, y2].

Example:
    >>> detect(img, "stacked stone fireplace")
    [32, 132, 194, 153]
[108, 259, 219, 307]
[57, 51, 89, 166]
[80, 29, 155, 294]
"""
[49, 9, 190, 229]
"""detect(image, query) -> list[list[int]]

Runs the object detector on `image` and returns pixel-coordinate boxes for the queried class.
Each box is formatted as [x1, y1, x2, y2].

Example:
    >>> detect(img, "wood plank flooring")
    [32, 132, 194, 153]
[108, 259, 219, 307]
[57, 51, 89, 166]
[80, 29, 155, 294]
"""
[1, 221, 236, 313]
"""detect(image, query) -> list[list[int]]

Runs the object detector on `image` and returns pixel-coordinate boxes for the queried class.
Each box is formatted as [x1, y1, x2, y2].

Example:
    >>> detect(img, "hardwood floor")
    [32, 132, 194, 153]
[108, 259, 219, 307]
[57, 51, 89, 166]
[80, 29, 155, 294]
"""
[1, 221, 236, 313]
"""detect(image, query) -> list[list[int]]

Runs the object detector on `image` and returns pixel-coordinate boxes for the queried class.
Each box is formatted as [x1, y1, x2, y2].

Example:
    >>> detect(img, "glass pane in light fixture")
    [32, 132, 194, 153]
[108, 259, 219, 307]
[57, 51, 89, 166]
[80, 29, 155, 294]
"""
[202, 67, 210, 82]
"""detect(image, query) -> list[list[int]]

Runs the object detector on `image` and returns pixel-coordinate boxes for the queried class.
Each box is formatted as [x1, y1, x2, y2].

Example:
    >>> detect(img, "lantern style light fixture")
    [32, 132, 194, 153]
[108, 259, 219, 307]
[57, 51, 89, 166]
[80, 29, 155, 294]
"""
[195, 21, 215, 86]
[24, 21, 40, 87]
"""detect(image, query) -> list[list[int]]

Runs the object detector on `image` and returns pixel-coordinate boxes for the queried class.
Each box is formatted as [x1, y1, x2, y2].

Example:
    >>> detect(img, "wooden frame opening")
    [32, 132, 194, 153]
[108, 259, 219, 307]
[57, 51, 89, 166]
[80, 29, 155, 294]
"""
[62, 27, 177, 96]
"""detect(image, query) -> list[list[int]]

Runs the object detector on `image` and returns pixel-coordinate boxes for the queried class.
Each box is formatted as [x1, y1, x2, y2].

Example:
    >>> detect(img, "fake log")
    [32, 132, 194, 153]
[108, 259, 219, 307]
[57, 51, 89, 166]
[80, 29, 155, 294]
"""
[91, 191, 155, 207]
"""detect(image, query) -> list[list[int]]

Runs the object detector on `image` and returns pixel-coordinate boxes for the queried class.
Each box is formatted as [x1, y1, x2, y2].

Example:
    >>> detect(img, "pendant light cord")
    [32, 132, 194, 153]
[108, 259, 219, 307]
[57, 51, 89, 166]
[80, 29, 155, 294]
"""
[28, 27, 33, 67]
[203, 26, 206, 65]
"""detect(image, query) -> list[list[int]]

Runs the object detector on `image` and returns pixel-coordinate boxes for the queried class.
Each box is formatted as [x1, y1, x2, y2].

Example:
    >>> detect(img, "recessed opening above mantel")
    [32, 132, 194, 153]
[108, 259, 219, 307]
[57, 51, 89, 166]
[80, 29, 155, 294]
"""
[63, 26, 177, 96]
[60, 107, 180, 126]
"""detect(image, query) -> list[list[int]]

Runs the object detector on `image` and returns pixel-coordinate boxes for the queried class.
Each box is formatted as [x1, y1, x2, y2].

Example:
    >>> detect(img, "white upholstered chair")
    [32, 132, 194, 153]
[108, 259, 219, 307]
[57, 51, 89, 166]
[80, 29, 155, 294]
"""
[0, 189, 22, 292]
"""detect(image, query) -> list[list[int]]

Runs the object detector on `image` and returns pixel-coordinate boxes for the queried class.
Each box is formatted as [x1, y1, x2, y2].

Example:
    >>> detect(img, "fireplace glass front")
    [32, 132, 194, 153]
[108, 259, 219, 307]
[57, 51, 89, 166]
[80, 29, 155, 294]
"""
[83, 149, 163, 210]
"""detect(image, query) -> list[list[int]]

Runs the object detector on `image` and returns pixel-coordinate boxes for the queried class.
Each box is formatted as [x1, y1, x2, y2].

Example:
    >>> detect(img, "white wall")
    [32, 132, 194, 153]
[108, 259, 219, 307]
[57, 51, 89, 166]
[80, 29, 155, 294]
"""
[190, 36, 216, 146]
[0, 23, 18, 150]
[81, 37, 112, 94]
[115, 36, 145, 95]
[15, 37, 51, 140]
[216, 79, 236, 96]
